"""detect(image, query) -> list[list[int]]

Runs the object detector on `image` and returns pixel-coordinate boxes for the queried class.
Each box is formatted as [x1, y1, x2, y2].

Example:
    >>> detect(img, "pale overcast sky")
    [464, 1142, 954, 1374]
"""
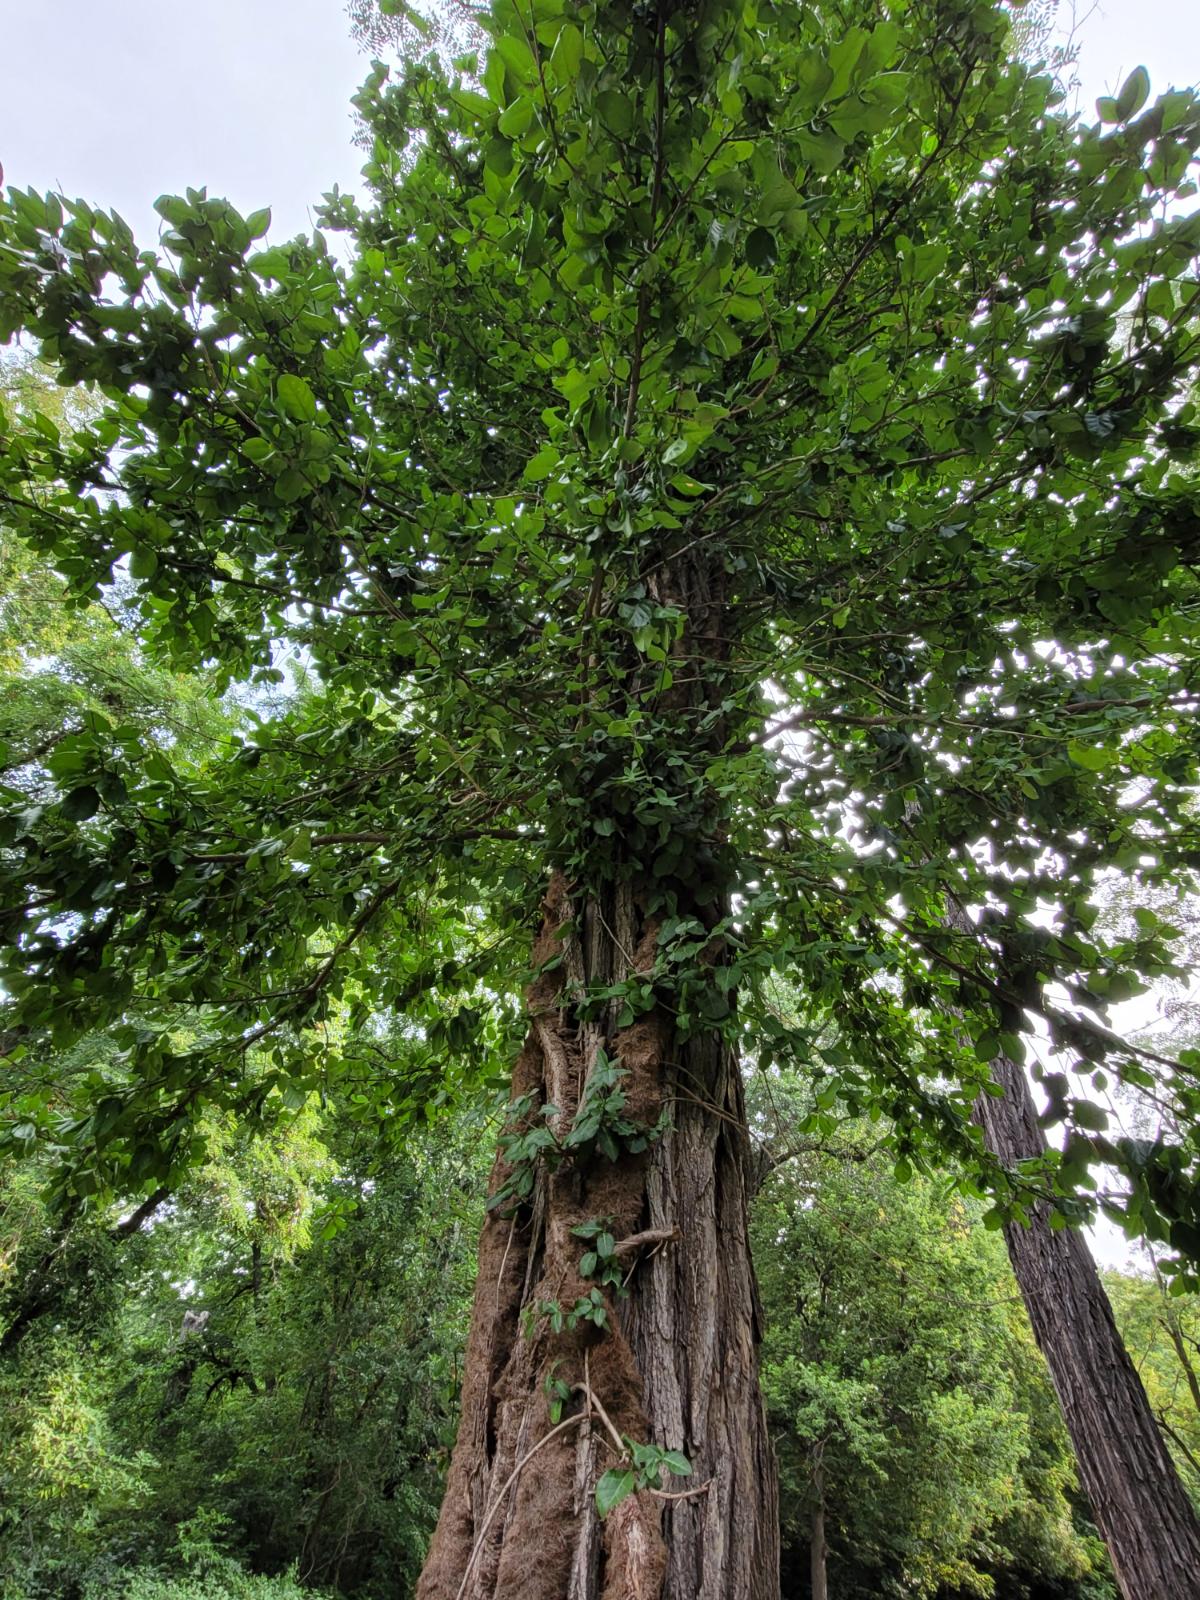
[2, 0, 366, 245]
[2, 1, 1197, 252]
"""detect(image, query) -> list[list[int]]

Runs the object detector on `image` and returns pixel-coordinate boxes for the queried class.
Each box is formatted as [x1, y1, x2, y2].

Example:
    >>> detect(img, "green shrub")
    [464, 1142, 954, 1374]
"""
[77, 1513, 331, 1600]
[95, 1570, 321, 1600]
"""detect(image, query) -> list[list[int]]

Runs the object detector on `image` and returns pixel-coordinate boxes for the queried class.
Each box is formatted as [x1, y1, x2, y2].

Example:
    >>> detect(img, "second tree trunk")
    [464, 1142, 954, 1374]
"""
[976, 1048, 1200, 1600]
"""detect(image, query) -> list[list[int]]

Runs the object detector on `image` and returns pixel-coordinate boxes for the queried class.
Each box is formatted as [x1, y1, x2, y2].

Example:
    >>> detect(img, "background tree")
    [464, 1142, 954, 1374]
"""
[1106, 1261, 1200, 1497]
[0, 1090, 485, 1600]
[754, 1138, 1116, 1600]
[3, 1060, 1144, 1600]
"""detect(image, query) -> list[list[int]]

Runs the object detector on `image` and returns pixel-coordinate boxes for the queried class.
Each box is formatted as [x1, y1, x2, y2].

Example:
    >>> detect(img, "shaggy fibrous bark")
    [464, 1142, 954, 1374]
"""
[418, 555, 778, 1600]
[416, 877, 777, 1600]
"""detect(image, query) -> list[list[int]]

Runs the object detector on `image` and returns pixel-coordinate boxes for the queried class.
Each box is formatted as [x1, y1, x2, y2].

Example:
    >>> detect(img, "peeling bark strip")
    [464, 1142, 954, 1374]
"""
[416, 872, 777, 1600]
[974, 1052, 1200, 1600]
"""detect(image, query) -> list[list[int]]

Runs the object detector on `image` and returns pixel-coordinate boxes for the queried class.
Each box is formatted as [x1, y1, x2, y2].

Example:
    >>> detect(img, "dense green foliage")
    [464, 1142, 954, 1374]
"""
[3, 0, 1200, 1592]
[754, 1141, 1116, 1598]
[1, 0, 1199, 1264]
[0, 1102, 484, 1600]
[12, 1079, 1196, 1599]
[1107, 1260, 1200, 1502]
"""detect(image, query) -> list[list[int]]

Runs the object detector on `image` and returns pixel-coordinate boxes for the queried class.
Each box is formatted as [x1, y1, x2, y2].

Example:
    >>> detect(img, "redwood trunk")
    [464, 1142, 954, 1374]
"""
[975, 1048, 1200, 1599]
[416, 873, 778, 1600]
[417, 544, 776, 1599]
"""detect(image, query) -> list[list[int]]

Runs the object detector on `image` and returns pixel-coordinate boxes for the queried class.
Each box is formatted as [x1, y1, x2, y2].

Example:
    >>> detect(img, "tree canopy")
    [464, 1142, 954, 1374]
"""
[2, 0, 1199, 1266]
[3, 1, 1200, 1593]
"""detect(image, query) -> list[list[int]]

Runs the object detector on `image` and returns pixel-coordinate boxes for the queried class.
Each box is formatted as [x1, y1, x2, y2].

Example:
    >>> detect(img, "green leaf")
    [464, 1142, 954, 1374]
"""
[1073, 1100, 1109, 1132]
[550, 23, 583, 84]
[523, 446, 559, 482]
[277, 374, 318, 423]
[595, 1468, 636, 1518]
[1116, 65, 1150, 121]
[795, 125, 845, 176]
[745, 227, 777, 269]
[246, 207, 271, 239]
[248, 246, 290, 280]
[864, 72, 911, 107]
[274, 467, 309, 503]
[827, 27, 867, 98]
[495, 34, 535, 85]
[1168, 1218, 1200, 1260]
[483, 50, 507, 105]
[62, 785, 101, 822]
[1067, 741, 1115, 772]
[498, 97, 534, 138]
[455, 89, 494, 119]
[153, 194, 192, 227]
[129, 546, 159, 579]
[595, 91, 634, 137]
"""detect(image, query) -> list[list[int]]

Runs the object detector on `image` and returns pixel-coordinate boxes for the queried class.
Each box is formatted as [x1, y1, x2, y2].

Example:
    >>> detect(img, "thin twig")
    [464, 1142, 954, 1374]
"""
[612, 1226, 679, 1258]
[650, 1481, 712, 1502]
[454, 1414, 588, 1600]
[576, 1377, 627, 1458]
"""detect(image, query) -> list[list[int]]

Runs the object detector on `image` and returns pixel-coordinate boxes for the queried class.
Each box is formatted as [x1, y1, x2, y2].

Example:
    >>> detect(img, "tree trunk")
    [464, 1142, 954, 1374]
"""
[1149, 1254, 1200, 1422]
[418, 545, 776, 1599]
[974, 1047, 1200, 1600]
[415, 871, 778, 1600]
[809, 1453, 827, 1600]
